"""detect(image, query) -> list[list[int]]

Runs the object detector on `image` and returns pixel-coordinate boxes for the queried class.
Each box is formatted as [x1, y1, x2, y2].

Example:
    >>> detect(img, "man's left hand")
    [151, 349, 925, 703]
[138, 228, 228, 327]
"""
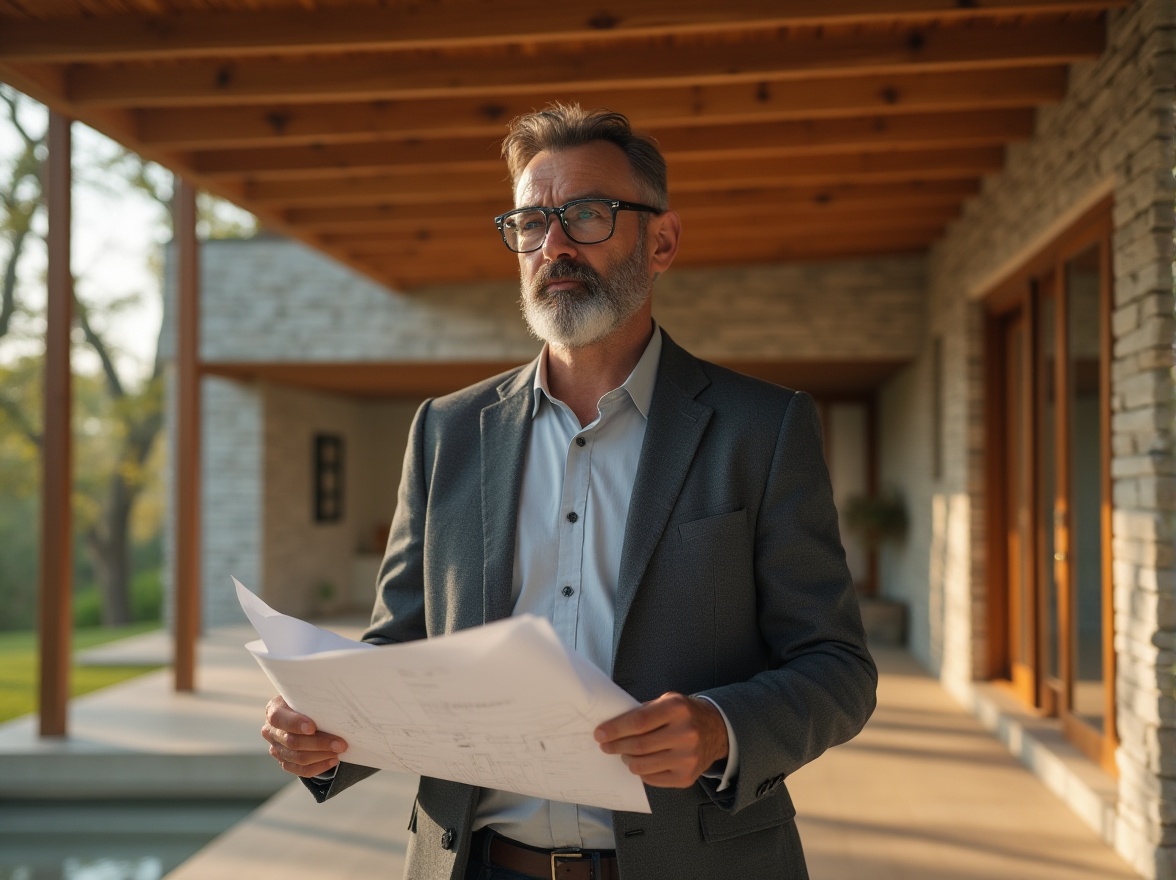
[594, 693, 729, 788]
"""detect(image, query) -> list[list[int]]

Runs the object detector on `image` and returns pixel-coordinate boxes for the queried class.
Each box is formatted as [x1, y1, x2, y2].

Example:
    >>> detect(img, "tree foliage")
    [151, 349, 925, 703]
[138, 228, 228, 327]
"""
[0, 85, 255, 629]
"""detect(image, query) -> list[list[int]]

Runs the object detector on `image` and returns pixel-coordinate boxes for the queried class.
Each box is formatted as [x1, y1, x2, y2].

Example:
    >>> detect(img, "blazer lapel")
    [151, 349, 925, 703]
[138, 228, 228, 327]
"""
[480, 363, 536, 624]
[613, 335, 712, 660]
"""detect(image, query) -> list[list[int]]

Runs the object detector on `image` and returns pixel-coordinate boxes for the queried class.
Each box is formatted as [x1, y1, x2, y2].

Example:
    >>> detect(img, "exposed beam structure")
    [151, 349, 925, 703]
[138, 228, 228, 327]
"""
[0, 1, 1128, 64]
[133, 68, 1069, 151]
[61, 19, 1104, 108]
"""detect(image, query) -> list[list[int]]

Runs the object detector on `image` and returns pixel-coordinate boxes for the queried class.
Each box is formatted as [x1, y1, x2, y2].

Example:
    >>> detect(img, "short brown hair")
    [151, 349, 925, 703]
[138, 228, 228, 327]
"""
[501, 103, 668, 209]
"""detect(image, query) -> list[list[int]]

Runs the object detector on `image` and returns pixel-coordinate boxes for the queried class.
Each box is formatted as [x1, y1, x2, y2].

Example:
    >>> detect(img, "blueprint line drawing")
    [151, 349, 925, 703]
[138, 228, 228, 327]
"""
[235, 578, 650, 813]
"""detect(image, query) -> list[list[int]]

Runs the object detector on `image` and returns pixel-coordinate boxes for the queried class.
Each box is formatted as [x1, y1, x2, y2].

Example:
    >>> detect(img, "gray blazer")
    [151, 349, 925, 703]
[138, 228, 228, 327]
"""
[309, 333, 877, 879]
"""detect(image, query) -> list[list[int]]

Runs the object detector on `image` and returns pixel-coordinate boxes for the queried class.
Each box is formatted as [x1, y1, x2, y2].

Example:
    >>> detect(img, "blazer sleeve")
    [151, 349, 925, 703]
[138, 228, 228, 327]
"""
[697, 391, 877, 814]
[300, 398, 435, 804]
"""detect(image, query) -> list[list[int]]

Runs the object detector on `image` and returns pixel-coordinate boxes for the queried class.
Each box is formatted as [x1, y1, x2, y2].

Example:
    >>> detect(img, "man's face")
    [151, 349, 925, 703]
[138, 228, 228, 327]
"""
[513, 142, 655, 349]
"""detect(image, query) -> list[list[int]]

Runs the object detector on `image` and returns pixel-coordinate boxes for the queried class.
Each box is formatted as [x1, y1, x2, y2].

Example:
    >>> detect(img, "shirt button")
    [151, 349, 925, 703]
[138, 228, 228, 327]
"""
[567, 511, 578, 523]
[562, 586, 574, 597]
[576, 437, 586, 447]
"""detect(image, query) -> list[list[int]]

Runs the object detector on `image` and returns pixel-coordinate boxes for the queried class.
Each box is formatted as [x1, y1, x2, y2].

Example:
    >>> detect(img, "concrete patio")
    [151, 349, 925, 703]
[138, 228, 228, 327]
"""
[0, 624, 1140, 879]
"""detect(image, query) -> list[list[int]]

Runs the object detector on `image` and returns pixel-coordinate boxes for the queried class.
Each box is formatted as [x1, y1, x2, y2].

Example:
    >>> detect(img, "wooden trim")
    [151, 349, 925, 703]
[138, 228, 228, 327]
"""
[0, 2, 1126, 64]
[38, 112, 73, 738]
[1099, 228, 1118, 771]
[135, 68, 1068, 151]
[174, 179, 201, 693]
[972, 182, 1116, 305]
[63, 20, 1104, 108]
[202, 358, 910, 399]
[187, 109, 1034, 179]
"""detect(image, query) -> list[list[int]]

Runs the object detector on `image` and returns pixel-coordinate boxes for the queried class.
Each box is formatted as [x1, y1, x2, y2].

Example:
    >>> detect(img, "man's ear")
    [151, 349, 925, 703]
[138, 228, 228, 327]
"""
[649, 210, 681, 275]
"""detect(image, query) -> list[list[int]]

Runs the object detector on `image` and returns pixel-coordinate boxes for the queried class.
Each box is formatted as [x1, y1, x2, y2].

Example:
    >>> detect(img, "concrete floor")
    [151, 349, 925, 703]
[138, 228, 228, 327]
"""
[0, 626, 1140, 879]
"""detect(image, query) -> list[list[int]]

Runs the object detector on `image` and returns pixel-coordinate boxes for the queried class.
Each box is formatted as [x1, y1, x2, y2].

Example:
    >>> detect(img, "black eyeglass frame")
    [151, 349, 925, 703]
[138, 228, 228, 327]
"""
[493, 198, 663, 253]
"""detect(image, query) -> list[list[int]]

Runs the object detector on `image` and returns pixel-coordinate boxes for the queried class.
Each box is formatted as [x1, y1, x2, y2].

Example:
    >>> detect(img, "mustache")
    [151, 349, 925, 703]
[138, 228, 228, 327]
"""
[533, 260, 601, 291]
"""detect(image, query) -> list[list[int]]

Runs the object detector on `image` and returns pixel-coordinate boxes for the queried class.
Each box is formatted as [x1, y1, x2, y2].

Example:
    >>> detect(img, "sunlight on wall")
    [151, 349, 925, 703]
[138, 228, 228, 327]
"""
[929, 491, 974, 695]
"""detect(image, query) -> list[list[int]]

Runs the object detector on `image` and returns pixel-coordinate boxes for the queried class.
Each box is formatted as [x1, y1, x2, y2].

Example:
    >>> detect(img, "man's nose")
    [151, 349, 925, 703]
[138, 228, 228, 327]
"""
[539, 215, 578, 261]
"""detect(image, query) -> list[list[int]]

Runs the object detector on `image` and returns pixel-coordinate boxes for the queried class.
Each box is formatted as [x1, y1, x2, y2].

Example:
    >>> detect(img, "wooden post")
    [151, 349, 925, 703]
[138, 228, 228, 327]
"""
[174, 179, 201, 692]
[39, 112, 72, 737]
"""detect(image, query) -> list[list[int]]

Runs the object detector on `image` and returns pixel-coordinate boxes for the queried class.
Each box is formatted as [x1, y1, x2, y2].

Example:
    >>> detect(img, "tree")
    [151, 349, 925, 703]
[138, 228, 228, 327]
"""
[0, 85, 254, 627]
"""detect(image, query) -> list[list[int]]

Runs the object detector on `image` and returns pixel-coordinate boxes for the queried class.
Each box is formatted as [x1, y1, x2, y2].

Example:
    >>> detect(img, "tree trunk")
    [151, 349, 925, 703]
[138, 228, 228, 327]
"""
[87, 473, 134, 626]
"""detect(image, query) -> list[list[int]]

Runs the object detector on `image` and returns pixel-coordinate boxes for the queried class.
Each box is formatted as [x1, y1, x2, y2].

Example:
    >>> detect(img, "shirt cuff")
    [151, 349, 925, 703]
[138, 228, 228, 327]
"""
[313, 766, 339, 782]
[695, 695, 739, 792]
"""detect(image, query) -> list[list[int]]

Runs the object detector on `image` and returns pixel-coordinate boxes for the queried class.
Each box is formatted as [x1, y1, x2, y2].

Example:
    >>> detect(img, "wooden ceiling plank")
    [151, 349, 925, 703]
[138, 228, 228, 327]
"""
[328, 211, 957, 254]
[63, 19, 1104, 108]
[0, 2, 1127, 64]
[345, 217, 948, 257]
[250, 172, 982, 209]
[190, 109, 1031, 178]
[237, 147, 1002, 203]
[280, 181, 978, 230]
[134, 67, 1068, 151]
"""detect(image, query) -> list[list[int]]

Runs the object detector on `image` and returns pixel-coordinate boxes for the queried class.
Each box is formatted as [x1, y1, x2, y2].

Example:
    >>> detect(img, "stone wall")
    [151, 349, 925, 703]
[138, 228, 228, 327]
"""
[177, 238, 926, 365]
[892, 0, 1176, 874]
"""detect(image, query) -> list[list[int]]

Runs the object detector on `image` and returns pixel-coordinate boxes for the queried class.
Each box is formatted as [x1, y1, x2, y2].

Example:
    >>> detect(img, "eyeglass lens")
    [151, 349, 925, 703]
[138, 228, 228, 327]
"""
[501, 200, 616, 252]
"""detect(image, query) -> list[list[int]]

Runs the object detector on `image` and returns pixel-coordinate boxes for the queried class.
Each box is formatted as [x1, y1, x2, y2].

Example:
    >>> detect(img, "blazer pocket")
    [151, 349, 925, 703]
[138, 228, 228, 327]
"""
[677, 508, 747, 541]
[697, 787, 796, 843]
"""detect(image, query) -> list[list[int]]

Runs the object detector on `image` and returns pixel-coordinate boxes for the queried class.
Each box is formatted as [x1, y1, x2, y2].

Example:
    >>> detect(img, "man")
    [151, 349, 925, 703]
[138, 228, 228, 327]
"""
[263, 104, 877, 879]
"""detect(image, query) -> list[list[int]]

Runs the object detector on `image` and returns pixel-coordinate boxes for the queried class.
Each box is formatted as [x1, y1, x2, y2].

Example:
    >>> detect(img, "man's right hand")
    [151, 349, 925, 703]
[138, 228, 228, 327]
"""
[262, 695, 348, 777]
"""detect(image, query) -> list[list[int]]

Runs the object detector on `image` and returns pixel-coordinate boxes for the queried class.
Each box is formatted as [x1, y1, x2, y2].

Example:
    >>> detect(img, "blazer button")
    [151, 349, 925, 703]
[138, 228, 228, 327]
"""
[440, 828, 454, 850]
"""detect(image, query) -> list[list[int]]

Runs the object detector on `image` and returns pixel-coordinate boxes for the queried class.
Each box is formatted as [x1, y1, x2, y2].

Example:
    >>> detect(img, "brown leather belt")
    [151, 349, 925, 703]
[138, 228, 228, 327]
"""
[479, 831, 620, 880]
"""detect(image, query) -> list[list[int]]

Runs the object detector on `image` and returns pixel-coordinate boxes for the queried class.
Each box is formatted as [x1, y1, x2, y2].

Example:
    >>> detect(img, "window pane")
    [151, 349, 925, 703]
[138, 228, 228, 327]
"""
[1066, 244, 1106, 731]
[1038, 285, 1060, 684]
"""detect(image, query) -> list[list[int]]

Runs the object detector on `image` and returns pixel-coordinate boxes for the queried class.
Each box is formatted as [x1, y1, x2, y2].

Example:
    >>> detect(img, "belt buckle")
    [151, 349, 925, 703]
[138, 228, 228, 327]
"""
[550, 849, 584, 880]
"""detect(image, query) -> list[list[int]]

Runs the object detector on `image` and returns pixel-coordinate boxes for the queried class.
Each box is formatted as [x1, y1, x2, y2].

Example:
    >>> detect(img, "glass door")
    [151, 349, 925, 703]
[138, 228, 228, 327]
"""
[988, 206, 1115, 772]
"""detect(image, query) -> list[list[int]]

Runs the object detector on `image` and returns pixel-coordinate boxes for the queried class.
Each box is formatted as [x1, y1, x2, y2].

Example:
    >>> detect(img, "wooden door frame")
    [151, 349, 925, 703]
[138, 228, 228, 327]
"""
[983, 197, 1117, 774]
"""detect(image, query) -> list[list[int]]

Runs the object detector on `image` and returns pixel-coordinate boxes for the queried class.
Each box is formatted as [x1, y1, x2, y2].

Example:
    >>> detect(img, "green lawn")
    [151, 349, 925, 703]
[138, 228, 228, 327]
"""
[0, 623, 163, 723]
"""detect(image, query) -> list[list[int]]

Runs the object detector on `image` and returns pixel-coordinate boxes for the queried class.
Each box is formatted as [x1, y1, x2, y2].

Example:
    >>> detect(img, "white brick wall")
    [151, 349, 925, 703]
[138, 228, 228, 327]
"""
[180, 238, 926, 365]
[879, 0, 1176, 875]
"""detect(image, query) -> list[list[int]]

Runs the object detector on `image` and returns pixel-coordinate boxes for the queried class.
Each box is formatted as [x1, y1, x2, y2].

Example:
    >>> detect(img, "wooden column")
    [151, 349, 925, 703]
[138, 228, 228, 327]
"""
[39, 112, 72, 737]
[174, 179, 201, 692]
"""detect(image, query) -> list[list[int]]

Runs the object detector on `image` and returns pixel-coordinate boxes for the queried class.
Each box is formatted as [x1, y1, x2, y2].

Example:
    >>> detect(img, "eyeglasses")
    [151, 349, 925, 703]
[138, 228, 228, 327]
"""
[493, 198, 662, 253]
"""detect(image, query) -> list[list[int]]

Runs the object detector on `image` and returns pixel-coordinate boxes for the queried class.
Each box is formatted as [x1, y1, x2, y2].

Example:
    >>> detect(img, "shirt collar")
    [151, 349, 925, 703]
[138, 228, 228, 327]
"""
[532, 321, 662, 419]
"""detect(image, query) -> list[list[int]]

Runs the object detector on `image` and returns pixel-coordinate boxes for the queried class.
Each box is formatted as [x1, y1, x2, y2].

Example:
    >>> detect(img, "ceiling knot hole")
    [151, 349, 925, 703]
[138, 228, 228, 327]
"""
[588, 12, 620, 30]
[881, 87, 900, 105]
[756, 82, 772, 103]
[906, 31, 926, 52]
[265, 113, 290, 135]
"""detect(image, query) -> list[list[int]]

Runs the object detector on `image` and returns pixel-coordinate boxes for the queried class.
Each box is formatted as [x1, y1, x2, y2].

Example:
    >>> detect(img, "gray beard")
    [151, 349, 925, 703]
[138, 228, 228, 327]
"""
[519, 235, 650, 350]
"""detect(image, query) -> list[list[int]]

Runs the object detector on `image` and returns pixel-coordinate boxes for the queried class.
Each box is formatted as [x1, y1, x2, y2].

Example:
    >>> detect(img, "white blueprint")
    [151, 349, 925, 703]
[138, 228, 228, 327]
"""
[235, 578, 651, 813]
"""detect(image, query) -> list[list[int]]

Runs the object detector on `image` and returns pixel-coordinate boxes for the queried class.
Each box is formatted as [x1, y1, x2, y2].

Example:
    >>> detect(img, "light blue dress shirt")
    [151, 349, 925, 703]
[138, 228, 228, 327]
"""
[474, 324, 737, 849]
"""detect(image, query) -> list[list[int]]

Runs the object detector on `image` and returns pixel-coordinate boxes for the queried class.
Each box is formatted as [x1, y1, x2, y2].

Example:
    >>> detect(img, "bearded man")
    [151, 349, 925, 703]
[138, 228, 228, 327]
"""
[262, 103, 877, 880]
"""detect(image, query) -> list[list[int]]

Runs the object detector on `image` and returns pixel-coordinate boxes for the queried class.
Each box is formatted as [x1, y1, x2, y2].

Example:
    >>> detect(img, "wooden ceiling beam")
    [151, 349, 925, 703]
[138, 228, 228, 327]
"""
[0, 2, 1125, 64]
[240, 147, 1002, 203]
[362, 229, 941, 288]
[64, 19, 1104, 108]
[342, 217, 948, 261]
[326, 209, 957, 254]
[191, 109, 1031, 178]
[134, 67, 1068, 151]
[279, 181, 978, 230]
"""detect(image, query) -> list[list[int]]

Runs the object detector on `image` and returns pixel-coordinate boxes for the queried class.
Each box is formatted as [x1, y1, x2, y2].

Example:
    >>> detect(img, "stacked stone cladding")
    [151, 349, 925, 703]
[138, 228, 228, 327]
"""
[181, 237, 926, 365]
[921, 0, 1175, 875]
